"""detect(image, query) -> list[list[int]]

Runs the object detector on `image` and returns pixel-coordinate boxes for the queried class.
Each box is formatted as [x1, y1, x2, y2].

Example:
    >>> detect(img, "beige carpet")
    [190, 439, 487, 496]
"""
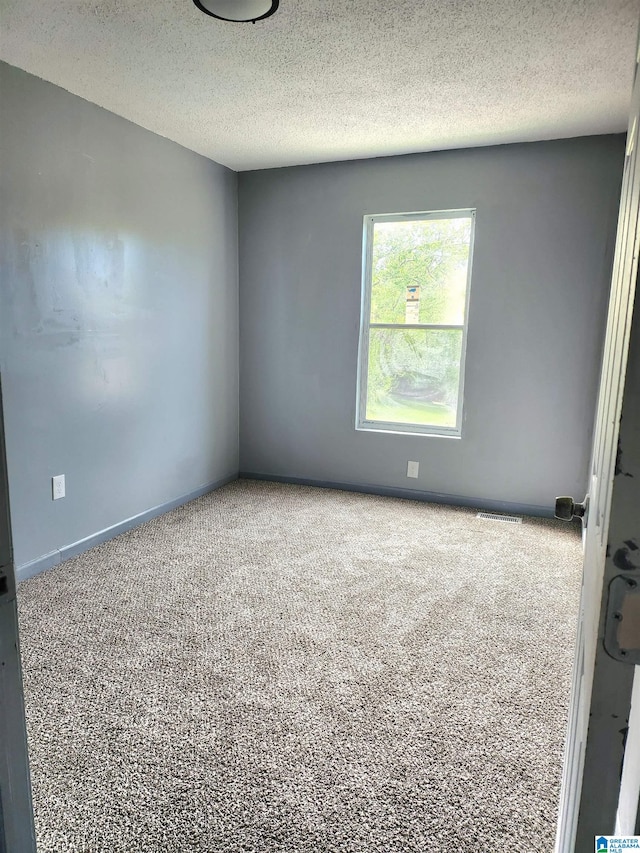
[17, 479, 582, 852]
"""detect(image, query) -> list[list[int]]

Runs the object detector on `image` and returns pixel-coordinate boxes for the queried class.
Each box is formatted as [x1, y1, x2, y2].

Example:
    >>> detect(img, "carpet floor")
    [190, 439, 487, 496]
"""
[17, 479, 582, 852]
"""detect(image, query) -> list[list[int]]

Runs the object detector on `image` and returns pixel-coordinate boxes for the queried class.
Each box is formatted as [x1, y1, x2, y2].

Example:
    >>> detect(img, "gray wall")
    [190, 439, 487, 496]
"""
[0, 62, 239, 570]
[238, 137, 624, 511]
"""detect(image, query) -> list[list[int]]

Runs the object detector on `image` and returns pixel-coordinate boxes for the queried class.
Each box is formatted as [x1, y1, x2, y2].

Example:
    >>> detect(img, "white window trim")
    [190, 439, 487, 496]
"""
[356, 209, 476, 438]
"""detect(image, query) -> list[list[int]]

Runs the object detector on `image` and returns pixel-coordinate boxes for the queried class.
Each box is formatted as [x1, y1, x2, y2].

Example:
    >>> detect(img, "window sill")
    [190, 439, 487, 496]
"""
[356, 423, 462, 439]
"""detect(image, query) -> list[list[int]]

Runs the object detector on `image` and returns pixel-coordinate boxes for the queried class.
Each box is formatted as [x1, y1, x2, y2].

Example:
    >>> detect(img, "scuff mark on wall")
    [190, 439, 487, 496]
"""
[613, 541, 640, 572]
[615, 435, 635, 477]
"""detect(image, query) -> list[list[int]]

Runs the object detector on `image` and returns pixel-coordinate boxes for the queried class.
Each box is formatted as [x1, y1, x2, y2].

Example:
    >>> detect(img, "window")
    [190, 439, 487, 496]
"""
[356, 210, 475, 436]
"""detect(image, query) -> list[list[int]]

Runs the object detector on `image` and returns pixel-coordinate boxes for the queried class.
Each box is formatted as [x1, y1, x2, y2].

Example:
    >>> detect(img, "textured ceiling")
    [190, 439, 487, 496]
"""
[1, 0, 638, 171]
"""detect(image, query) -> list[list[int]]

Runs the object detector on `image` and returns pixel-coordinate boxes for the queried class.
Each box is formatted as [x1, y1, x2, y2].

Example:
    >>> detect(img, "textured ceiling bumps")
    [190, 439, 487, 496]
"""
[1, 0, 638, 170]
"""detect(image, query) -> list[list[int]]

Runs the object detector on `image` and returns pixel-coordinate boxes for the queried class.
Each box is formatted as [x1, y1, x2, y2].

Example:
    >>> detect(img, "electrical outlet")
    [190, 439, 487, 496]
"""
[407, 461, 419, 478]
[52, 474, 65, 500]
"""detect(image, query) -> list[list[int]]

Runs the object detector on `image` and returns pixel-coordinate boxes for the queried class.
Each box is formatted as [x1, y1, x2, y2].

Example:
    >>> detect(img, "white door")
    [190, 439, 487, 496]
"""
[555, 40, 640, 852]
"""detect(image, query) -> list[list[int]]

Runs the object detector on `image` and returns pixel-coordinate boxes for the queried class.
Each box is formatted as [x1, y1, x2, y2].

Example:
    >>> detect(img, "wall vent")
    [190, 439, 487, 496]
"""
[476, 512, 522, 524]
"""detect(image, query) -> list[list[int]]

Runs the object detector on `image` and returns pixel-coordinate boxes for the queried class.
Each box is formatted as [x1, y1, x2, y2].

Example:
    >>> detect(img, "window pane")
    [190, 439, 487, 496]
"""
[365, 328, 463, 428]
[369, 217, 471, 326]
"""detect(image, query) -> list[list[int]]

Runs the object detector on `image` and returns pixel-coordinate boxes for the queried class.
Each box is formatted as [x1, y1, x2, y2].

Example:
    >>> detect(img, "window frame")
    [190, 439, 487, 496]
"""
[356, 208, 476, 438]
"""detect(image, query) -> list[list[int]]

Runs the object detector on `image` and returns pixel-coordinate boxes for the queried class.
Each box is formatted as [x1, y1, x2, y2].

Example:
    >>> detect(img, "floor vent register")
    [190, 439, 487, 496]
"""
[476, 512, 523, 524]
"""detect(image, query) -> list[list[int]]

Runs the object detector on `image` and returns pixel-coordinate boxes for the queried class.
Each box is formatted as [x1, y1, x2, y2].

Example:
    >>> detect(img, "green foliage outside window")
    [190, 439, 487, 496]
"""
[364, 216, 472, 429]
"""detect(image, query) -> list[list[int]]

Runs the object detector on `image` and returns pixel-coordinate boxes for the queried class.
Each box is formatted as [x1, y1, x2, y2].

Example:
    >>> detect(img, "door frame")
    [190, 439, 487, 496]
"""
[555, 32, 640, 851]
[0, 376, 37, 853]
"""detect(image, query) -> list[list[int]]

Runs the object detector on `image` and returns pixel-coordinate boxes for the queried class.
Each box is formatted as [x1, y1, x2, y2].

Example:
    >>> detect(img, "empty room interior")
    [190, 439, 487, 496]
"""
[1, 1, 638, 850]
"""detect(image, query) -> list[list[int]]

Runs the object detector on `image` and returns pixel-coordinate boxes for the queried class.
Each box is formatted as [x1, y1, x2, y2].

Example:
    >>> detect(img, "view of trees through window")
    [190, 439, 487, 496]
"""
[361, 213, 473, 432]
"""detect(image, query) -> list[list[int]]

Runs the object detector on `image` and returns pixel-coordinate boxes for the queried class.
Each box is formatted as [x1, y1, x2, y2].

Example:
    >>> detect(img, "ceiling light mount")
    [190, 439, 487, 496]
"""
[192, 0, 279, 23]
